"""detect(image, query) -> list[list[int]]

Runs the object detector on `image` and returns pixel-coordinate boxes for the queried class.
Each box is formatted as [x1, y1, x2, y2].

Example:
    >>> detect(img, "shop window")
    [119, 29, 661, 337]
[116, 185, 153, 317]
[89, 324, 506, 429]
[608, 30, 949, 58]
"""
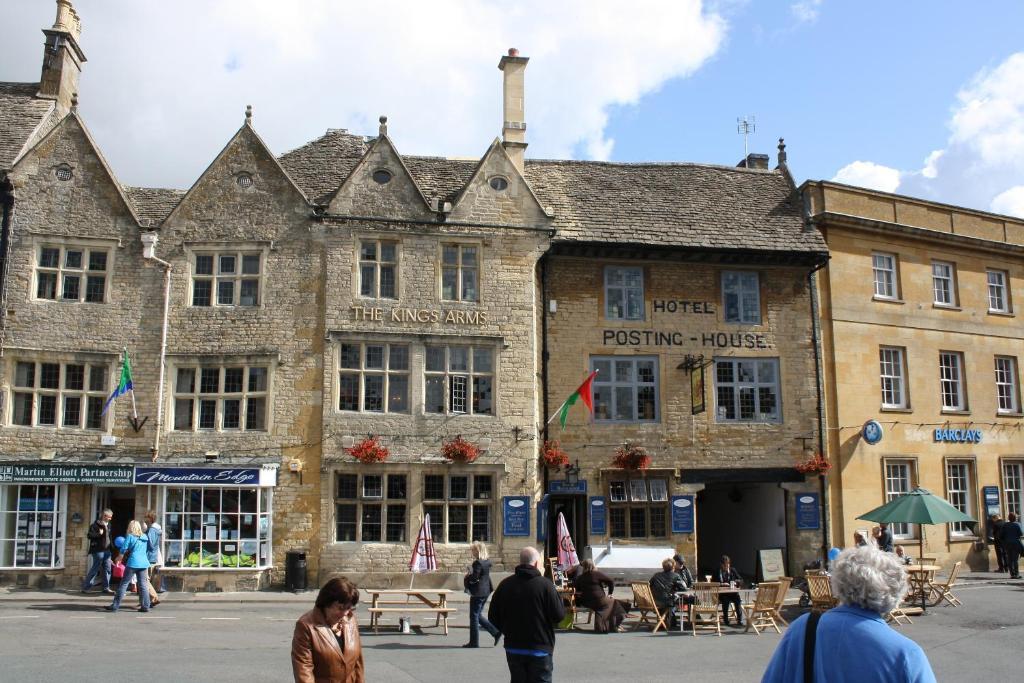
[334, 473, 406, 543]
[440, 244, 479, 302]
[422, 473, 492, 543]
[590, 356, 658, 422]
[0, 484, 66, 568]
[884, 460, 916, 539]
[714, 358, 780, 422]
[945, 461, 975, 536]
[191, 250, 262, 307]
[722, 271, 760, 323]
[424, 345, 494, 416]
[338, 342, 409, 414]
[879, 347, 908, 409]
[931, 261, 957, 306]
[1003, 461, 1023, 518]
[10, 360, 107, 429]
[173, 364, 269, 431]
[995, 356, 1020, 414]
[606, 477, 668, 540]
[872, 252, 899, 299]
[987, 269, 1011, 313]
[359, 239, 398, 299]
[939, 351, 966, 411]
[604, 266, 644, 320]
[34, 244, 109, 303]
[162, 487, 272, 569]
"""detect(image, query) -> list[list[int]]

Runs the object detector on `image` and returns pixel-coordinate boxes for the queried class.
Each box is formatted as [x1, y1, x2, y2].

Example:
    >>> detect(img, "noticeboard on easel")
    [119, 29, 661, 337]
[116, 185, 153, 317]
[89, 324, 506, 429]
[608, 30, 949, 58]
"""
[757, 547, 786, 582]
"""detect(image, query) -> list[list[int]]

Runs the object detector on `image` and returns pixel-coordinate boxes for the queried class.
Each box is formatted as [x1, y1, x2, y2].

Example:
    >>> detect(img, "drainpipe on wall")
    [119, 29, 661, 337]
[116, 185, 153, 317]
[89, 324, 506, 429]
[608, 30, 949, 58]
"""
[540, 255, 551, 501]
[0, 174, 15, 355]
[808, 254, 831, 563]
[140, 231, 171, 462]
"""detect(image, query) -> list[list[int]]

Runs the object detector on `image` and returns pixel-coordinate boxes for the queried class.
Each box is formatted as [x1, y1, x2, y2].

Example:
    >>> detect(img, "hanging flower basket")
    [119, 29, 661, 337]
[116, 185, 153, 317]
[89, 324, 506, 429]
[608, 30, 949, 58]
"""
[541, 440, 570, 470]
[345, 435, 390, 464]
[795, 452, 832, 475]
[611, 443, 651, 471]
[441, 436, 480, 464]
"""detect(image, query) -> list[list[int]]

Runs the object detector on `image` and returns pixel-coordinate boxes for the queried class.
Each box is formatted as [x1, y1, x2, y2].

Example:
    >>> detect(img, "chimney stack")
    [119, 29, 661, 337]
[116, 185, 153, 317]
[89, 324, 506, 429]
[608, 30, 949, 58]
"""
[498, 48, 529, 173]
[737, 153, 769, 170]
[38, 0, 86, 116]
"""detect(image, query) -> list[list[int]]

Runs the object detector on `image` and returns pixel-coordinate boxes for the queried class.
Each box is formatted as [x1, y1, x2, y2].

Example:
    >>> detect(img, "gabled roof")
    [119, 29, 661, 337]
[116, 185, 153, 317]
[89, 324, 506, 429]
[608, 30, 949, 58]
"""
[123, 186, 186, 224]
[0, 82, 56, 171]
[278, 129, 368, 204]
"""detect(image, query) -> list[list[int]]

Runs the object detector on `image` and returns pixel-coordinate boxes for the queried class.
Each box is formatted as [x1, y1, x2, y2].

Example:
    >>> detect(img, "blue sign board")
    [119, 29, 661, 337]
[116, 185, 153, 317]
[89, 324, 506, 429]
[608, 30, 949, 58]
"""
[862, 419, 884, 445]
[537, 496, 548, 542]
[670, 495, 695, 534]
[549, 479, 587, 494]
[982, 485, 1000, 515]
[795, 493, 820, 530]
[589, 496, 607, 535]
[135, 466, 263, 486]
[934, 428, 982, 444]
[503, 496, 531, 536]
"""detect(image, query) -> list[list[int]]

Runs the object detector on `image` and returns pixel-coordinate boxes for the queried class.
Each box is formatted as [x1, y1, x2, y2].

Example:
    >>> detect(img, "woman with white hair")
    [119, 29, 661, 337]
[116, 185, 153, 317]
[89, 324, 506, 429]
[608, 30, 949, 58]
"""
[761, 546, 936, 682]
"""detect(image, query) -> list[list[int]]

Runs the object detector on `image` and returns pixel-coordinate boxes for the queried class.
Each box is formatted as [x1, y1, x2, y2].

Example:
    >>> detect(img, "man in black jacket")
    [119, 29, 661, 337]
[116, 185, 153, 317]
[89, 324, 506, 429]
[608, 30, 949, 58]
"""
[488, 546, 565, 683]
[81, 508, 114, 593]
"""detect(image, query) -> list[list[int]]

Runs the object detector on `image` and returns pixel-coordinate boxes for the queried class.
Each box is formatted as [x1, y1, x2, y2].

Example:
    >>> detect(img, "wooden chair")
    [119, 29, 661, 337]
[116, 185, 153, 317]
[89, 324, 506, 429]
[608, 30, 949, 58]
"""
[805, 573, 838, 612]
[690, 585, 722, 636]
[916, 557, 937, 566]
[743, 582, 781, 634]
[629, 581, 669, 633]
[929, 561, 963, 607]
[887, 606, 913, 625]
[771, 576, 792, 626]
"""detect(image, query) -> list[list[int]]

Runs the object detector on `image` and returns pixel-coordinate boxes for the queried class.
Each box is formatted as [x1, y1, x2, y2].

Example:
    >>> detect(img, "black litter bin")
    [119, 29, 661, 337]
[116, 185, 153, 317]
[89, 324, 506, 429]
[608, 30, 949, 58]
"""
[285, 550, 307, 591]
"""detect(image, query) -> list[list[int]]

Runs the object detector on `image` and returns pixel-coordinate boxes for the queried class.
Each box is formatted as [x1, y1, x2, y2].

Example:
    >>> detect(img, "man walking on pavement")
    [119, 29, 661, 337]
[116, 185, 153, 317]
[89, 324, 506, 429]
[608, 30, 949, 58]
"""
[82, 508, 114, 593]
[488, 546, 565, 683]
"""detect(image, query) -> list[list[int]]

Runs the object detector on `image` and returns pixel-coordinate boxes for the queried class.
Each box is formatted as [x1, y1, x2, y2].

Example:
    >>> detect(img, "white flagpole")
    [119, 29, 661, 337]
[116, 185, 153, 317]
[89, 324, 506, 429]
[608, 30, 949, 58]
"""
[125, 347, 139, 420]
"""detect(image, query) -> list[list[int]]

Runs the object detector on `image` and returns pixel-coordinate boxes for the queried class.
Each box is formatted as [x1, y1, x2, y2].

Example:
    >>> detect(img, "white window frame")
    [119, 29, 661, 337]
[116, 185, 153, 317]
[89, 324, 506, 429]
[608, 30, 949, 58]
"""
[189, 249, 264, 308]
[879, 346, 908, 409]
[160, 486, 273, 569]
[334, 473, 407, 543]
[358, 239, 399, 299]
[722, 270, 761, 324]
[0, 484, 67, 569]
[440, 243, 479, 303]
[1003, 461, 1023, 518]
[884, 460, 916, 539]
[995, 356, 1020, 414]
[939, 351, 966, 411]
[714, 358, 781, 423]
[422, 473, 493, 544]
[33, 243, 111, 304]
[987, 269, 1011, 313]
[945, 460, 975, 537]
[606, 476, 669, 540]
[172, 363, 270, 432]
[9, 360, 108, 430]
[338, 342, 410, 414]
[591, 356, 659, 423]
[424, 345, 494, 416]
[604, 266, 644, 320]
[931, 261, 957, 306]
[872, 252, 898, 300]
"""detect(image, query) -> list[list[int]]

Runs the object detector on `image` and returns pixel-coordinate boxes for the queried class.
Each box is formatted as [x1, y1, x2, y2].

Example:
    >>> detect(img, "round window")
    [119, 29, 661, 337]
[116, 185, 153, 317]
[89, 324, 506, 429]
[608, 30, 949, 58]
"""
[372, 169, 393, 184]
[489, 176, 509, 191]
[236, 173, 254, 188]
[54, 165, 73, 181]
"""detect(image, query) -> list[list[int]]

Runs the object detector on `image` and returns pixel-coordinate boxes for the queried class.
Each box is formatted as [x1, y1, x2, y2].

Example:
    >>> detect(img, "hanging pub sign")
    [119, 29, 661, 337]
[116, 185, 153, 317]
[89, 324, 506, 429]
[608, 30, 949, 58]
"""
[670, 495, 695, 533]
[589, 496, 607, 535]
[134, 466, 277, 487]
[503, 496, 530, 536]
[796, 493, 820, 530]
[0, 463, 133, 484]
[690, 364, 705, 415]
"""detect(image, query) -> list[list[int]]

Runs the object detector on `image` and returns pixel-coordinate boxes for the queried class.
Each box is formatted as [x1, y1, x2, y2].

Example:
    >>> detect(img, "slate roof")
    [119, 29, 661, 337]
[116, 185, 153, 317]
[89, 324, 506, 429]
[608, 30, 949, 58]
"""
[123, 186, 186, 225]
[0, 82, 55, 171]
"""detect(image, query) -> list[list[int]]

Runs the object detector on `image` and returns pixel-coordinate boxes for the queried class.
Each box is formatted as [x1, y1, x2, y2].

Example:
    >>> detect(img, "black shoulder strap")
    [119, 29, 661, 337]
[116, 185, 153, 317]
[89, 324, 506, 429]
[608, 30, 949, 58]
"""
[803, 612, 822, 683]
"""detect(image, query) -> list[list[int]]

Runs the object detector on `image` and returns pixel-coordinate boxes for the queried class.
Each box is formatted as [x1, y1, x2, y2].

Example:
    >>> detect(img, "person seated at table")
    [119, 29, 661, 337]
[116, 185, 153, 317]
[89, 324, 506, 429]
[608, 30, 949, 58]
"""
[894, 546, 912, 565]
[650, 558, 693, 629]
[853, 531, 869, 547]
[716, 555, 743, 627]
[671, 554, 695, 589]
[566, 559, 627, 633]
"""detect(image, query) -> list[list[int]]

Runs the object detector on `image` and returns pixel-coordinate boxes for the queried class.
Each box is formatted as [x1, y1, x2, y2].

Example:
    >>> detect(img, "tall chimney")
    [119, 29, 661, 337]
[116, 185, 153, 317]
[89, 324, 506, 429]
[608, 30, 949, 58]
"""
[498, 48, 529, 173]
[38, 0, 86, 116]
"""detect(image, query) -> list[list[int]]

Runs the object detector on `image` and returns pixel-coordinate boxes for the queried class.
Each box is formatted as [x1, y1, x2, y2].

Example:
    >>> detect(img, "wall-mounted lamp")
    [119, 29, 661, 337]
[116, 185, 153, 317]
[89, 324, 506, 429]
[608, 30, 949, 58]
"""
[564, 460, 581, 487]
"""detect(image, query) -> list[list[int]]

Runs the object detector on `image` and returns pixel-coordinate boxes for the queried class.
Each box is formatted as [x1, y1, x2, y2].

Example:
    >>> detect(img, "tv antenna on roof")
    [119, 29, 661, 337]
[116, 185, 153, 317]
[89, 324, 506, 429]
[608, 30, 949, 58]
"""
[737, 116, 756, 159]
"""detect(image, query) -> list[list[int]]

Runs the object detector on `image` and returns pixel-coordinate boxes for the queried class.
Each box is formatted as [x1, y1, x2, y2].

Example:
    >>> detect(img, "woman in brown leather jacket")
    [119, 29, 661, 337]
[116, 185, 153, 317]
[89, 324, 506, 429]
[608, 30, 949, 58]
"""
[291, 577, 364, 683]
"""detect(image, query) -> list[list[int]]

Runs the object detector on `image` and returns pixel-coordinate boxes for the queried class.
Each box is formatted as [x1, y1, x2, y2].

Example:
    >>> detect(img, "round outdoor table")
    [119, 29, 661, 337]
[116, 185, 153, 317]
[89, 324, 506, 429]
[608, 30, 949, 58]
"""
[906, 565, 940, 612]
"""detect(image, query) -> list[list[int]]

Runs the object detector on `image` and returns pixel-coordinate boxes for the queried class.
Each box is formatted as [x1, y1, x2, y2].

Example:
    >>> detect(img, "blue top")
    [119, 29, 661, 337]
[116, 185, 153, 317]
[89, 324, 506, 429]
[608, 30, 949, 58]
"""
[121, 534, 151, 570]
[761, 605, 936, 683]
[145, 524, 162, 564]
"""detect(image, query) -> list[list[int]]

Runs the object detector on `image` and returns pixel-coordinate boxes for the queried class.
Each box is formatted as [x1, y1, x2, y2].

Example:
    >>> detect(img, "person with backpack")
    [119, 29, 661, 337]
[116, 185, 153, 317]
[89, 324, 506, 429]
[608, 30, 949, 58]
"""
[81, 508, 114, 593]
[105, 520, 151, 613]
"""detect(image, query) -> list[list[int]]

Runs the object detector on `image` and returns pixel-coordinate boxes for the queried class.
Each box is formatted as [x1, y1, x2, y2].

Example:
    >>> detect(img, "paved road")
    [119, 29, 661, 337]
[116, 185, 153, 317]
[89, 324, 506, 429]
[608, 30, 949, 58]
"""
[0, 583, 1021, 681]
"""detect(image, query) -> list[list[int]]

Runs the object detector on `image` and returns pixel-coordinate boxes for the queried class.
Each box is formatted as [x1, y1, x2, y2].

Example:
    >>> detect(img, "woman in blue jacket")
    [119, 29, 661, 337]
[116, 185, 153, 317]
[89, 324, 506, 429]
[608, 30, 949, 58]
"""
[106, 520, 151, 613]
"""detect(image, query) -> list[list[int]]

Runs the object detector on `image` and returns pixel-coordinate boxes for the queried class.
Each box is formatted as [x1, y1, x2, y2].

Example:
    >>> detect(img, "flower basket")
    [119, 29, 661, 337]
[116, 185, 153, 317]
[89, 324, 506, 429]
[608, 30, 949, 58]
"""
[611, 443, 651, 471]
[441, 436, 480, 464]
[345, 436, 389, 464]
[541, 440, 570, 470]
[795, 453, 832, 475]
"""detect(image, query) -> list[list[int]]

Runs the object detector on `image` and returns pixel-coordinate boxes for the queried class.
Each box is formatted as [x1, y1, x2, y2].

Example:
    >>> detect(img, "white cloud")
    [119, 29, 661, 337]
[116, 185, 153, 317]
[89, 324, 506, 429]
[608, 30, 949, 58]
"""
[832, 161, 901, 193]
[921, 149, 943, 179]
[1, 0, 726, 188]
[790, 0, 823, 23]
[991, 186, 1024, 218]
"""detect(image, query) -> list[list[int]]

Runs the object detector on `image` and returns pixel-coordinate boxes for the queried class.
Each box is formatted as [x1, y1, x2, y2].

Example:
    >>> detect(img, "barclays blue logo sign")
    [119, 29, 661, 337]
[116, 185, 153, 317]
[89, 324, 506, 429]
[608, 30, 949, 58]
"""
[934, 429, 983, 444]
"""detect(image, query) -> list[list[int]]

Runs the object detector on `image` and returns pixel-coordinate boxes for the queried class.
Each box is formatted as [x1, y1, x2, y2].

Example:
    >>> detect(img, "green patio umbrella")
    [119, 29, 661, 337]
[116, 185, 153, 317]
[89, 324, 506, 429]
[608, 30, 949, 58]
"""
[859, 487, 976, 563]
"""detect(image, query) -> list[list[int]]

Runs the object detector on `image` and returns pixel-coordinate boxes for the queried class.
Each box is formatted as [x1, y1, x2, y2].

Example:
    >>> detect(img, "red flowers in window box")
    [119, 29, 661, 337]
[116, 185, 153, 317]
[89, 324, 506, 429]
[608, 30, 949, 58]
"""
[345, 436, 389, 464]
[795, 453, 832, 475]
[442, 436, 480, 464]
[612, 443, 651, 471]
[541, 440, 570, 470]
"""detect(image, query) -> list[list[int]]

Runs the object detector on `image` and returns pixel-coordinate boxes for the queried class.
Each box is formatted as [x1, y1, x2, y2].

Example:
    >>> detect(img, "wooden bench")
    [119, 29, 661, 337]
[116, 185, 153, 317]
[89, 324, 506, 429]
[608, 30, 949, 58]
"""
[366, 607, 457, 634]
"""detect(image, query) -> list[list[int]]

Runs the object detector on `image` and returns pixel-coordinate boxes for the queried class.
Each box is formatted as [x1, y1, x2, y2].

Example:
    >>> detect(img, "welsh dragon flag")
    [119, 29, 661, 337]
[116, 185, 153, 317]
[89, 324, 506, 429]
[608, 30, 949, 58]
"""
[101, 351, 135, 416]
[548, 370, 598, 428]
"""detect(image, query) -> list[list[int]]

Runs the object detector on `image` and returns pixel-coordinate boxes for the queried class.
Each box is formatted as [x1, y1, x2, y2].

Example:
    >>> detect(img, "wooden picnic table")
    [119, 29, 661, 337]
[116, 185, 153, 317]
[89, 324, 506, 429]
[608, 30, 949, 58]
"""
[365, 588, 456, 634]
[906, 565, 941, 613]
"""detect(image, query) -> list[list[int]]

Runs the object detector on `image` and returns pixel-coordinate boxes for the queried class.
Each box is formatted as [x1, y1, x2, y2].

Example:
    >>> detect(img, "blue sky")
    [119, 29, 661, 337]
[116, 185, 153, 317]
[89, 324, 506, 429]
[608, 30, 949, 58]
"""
[4, 1, 1024, 216]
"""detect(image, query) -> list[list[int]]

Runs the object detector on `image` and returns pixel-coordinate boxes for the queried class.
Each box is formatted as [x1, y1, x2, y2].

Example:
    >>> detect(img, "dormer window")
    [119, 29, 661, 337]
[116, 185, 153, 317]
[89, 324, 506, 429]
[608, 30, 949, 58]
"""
[488, 176, 509, 191]
[372, 169, 393, 185]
